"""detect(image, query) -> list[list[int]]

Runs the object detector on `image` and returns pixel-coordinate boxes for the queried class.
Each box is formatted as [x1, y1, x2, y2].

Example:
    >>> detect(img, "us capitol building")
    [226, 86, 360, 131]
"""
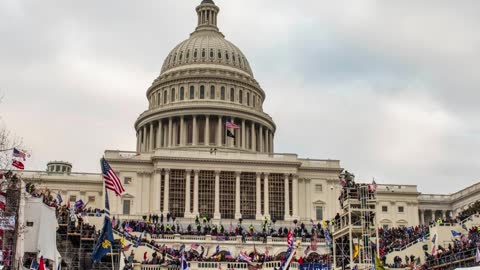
[23, 0, 479, 228]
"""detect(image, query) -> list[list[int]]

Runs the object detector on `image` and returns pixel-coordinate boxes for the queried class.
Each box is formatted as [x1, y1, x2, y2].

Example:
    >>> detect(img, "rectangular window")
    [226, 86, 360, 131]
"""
[123, 200, 131, 215]
[230, 88, 235, 102]
[210, 86, 215, 99]
[315, 184, 323, 192]
[316, 207, 323, 221]
[247, 92, 250, 106]
[180, 87, 185, 100]
[124, 177, 132, 185]
[171, 88, 176, 102]
[69, 195, 76, 202]
[88, 196, 95, 203]
[398, 206, 404, 213]
[382, 206, 388, 212]
[253, 96, 256, 108]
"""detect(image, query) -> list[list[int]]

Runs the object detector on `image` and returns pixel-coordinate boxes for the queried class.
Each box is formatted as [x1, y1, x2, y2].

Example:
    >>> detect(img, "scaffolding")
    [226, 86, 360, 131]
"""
[332, 182, 378, 270]
[56, 212, 121, 270]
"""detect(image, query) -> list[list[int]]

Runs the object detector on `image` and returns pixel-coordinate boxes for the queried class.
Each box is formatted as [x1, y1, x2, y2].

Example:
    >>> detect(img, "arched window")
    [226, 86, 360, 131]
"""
[232, 53, 236, 63]
[173, 53, 177, 63]
[230, 88, 235, 102]
[157, 93, 161, 106]
[225, 51, 229, 60]
[210, 49, 214, 58]
[247, 92, 250, 106]
[164, 90, 168, 104]
[210, 86, 215, 99]
[200, 86, 205, 99]
[180, 87, 185, 101]
[202, 49, 206, 58]
[194, 49, 198, 58]
[221, 87, 226, 100]
[179, 51, 183, 61]
[171, 88, 176, 102]
[190, 86, 195, 99]
[239, 90, 243, 104]
[253, 95, 256, 108]
[218, 50, 222, 59]
[186, 50, 190, 59]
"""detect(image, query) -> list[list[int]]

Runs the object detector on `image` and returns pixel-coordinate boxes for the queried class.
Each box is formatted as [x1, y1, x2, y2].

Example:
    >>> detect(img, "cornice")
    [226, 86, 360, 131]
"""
[151, 155, 302, 167]
[135, 103, 276, 131]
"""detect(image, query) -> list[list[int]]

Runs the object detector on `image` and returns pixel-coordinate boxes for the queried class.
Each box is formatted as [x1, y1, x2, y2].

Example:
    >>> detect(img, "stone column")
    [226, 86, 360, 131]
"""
[241, 119, 246, 149]
[269, 132, 274, 153]
[184, 170, 191, 217]
[193, 170, 199, 216]
[163, 169, 170, 215]
[265, 129, 270, 153]
[284, 174, 290, 220]
[251, 123, 256, 151]
[136, 130, 141, 152]
[192, 116, 197, 146]
[259, 125, 264, 152]
[214, 171, 221, 219]
[420, 209, 425, 225]
[431, 210, 435, 222]
[149, 123, 154, 151]
[180, 116, 185, 146]
[154, 169, 162, 214]
[256, 173, 262, 220]
[157, 120, 163, 148]
[292, 174, 299, 219]
[263, 173, 270, 218]
[217, 116, 222, 147]
[442, 210, 446, 220]
[142, 126, 147, 152]
[235, 171, 242, 219]
[168, 118, 173, 147]
[205, 115, 210, 146]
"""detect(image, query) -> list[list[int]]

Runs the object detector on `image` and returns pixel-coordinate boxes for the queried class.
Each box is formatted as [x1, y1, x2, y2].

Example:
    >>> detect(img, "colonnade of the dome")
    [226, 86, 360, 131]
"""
[136, 115, 274, 153]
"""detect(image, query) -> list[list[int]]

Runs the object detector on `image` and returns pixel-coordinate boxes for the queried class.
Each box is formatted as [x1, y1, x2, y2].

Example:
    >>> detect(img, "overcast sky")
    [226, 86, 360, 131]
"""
[1, 0, 479, 194]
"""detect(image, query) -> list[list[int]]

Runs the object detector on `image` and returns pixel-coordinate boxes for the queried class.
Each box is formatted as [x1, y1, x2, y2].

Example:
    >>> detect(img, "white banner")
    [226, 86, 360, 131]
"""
[0, 216, 15, 230]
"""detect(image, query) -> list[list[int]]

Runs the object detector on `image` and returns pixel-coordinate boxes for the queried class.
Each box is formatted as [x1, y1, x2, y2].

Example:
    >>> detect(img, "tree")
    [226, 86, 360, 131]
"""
[0, 96, 25, 170]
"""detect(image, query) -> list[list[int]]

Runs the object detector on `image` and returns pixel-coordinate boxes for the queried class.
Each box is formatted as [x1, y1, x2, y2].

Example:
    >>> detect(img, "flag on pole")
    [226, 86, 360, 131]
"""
[74, 200, 84, 209]
[13, 148, 26, 160]
[38, 256, 45, 270]
[181, 253, 190, 270]
[226, 118, 240, 129]
[451, 230, 462, 237]
[375, 255, 385, 270]
[91, 188, 115, 262]
[56, 193, 63, 205]
[12, 160, 24, 170]
[101, 158, 125, 197]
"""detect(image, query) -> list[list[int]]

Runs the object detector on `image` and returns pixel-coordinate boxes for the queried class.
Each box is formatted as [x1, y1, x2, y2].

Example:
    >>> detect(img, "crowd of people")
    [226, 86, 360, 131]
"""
[423, 226, 480, 269]
[378, 225, 430, 255]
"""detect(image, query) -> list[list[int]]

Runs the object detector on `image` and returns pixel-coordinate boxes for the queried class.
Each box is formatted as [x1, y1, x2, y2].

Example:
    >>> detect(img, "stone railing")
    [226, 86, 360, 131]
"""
[137, 261, 287, 270]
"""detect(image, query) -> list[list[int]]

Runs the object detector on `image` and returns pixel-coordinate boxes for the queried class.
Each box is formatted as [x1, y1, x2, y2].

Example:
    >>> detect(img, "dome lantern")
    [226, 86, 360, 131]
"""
[195, 0, 220, 32]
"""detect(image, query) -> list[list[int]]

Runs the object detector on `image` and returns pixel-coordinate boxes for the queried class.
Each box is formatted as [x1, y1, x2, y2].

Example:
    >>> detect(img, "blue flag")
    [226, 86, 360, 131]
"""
[56, 193, 63, 205]
[91, 188, 114, 262]
[451, 230, 462, 237]
[75, 199, 84, 209]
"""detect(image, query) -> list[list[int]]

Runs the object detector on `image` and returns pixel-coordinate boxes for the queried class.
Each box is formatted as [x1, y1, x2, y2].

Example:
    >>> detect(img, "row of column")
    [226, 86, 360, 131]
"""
[419, 209, 450, 224]
[137, 116, 274, 153]
[153, 169, 299, 220]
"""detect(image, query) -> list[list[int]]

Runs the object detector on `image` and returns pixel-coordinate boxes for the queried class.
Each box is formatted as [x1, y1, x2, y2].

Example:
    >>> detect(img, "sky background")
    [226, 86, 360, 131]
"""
[1, 0, 479, 194]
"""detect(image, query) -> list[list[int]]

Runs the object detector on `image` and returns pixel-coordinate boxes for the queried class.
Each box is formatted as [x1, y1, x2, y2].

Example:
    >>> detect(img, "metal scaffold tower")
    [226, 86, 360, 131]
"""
[332, 171, 378, 270]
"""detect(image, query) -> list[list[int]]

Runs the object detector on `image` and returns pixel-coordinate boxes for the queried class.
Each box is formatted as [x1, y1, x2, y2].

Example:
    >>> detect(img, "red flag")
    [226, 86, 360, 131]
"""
[12, 160, 24, 170]
[39, 256, 45, 270]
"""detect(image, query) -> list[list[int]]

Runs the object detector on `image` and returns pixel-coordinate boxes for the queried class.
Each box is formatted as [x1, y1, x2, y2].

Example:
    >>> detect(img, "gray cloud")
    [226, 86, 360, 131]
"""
[0, 0, 479, 194]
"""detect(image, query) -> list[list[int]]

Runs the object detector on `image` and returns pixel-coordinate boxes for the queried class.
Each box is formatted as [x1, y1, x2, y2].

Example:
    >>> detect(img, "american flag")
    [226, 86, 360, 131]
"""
[225, 117, 240, 129]
[13, 148, 26, 160]
[287, 229, 294, 248]
[12, 160, 24, 170]
[101, 158, 125, 197]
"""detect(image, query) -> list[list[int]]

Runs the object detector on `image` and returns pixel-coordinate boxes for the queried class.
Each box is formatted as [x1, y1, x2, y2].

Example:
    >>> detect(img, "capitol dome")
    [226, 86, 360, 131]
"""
[135, 0, 276, 154]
